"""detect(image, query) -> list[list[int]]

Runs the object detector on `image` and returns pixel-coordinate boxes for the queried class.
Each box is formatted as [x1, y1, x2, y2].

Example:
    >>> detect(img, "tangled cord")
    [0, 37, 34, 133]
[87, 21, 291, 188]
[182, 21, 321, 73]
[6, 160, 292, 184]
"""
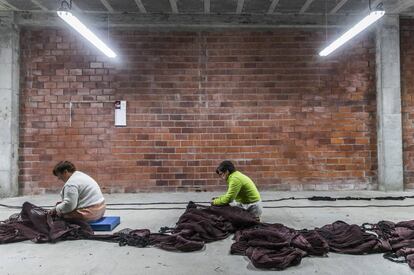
[159, 226, 175, 234]
[375, 221, 395, 239]
[118, 235, 149, 247]
[117, 232, 150, 247]
[383, 252, 407, 264]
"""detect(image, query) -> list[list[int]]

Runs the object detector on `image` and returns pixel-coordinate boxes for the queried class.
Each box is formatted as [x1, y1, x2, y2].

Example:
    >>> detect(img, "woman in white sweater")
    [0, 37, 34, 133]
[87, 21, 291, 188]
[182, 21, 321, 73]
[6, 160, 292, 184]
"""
[49, 161, 106, 222]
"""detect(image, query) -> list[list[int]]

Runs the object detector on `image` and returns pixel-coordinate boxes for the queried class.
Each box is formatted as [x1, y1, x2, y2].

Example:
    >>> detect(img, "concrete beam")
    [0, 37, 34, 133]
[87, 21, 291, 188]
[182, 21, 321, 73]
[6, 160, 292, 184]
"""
[391, 0, 414, 13]
[204, 0, 210, 14]
[14, 11, 363, 29]
[135, 0, 147, 13]
[376, 15, 404, 191]
[372, 0, 413, 14]
[329, 0, 349, 14]
[0, 0, 18, 11]
[0, 11, 19, 197]
[30, 0, 48, 11]
[299, 0, 315, 14]
[267, 0, 280, 14]
[134, 0, 147, 13]
[100, 0, 114, 13]
[236, 0, 244, 14]
[169, 0, 178, 14]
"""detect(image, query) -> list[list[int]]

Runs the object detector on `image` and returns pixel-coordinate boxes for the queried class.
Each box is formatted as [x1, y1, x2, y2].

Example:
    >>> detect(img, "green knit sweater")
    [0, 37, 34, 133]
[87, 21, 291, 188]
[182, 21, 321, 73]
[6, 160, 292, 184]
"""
[213, 171, 261, 205]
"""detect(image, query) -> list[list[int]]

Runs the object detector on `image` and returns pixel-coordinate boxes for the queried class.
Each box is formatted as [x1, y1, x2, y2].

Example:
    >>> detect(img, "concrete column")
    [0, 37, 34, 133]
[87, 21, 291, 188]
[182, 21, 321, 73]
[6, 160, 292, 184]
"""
[0, 12, 19, 197]
[376, 14, 403, 191]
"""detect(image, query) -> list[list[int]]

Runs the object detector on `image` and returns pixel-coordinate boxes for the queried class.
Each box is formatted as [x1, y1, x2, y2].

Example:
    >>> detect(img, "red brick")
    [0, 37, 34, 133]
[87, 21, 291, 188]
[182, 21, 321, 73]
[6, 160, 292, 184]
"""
[18, 27, 385, 194]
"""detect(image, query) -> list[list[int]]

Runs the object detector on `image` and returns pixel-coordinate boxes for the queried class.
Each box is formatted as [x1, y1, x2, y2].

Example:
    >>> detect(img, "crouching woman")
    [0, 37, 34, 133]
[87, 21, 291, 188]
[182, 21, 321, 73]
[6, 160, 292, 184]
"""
[49, 161, 106, 222]
[212, 160, 262, 221]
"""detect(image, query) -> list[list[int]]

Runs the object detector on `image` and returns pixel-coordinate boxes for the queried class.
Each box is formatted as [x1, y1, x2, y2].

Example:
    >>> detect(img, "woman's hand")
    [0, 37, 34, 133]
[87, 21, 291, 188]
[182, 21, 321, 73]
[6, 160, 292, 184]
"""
[48, 208, 57, 216]
[211, 197, 216, 206]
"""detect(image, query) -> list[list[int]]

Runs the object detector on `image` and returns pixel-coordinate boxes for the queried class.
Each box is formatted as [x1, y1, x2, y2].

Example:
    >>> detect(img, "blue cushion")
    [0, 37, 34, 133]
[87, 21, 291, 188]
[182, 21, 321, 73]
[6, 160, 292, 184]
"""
[88, 216, 120, 231]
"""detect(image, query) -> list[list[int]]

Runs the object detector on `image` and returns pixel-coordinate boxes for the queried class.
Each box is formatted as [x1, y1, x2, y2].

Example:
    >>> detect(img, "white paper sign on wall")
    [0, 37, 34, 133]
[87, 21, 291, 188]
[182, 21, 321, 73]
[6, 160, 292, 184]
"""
[115, 100, 126, 126]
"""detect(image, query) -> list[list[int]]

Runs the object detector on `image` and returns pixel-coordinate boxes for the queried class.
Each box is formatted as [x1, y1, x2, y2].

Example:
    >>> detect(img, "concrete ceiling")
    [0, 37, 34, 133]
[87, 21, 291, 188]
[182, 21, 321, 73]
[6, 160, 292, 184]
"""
[0, 0, 413, 28]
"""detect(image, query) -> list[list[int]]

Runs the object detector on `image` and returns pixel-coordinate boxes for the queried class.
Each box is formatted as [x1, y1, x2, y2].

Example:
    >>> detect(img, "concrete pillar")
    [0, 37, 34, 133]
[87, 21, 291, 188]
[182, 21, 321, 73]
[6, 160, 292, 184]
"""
[0, 12, 19, 197]
[376, 14, 403, 191]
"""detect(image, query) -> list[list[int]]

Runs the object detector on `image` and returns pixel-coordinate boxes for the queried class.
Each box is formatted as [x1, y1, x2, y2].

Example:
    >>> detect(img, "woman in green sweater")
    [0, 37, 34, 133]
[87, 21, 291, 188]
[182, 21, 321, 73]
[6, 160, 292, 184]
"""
[212, 160, 262, 221]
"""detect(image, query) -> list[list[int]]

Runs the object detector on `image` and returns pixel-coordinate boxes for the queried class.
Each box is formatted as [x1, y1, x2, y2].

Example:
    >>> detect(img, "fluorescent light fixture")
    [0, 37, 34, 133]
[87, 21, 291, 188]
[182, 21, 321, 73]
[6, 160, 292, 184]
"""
[57, 11, 117, 58]
[319, 10, 385, 57]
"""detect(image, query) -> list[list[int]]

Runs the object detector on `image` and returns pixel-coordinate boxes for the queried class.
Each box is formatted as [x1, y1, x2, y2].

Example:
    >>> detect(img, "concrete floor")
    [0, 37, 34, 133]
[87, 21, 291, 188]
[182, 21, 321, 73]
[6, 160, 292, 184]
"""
[1, 191, 414, 275]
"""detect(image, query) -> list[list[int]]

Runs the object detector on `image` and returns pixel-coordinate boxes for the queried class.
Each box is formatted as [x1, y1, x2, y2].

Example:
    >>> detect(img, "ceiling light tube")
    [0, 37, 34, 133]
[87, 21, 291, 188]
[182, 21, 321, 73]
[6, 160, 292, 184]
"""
[319, 10, 385, 57]
[57, 11, 117, 58]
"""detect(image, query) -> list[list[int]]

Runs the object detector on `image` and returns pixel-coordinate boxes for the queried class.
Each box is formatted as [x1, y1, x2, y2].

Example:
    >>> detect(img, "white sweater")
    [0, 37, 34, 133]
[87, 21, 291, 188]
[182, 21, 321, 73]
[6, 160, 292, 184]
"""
[55, 171, 105, 215]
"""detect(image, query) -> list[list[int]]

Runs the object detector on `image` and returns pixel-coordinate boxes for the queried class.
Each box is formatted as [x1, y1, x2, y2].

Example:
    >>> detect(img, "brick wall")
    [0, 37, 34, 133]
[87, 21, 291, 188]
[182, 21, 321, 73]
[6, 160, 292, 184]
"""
[402, 19, 414, 189]
[19, 27, 377, 194]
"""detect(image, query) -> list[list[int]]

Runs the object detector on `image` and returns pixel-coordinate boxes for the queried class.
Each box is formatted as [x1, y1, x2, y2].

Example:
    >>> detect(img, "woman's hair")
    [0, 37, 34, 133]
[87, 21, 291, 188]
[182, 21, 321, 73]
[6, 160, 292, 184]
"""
[53, 161, 76, 176]
[216, 160, 236, 174]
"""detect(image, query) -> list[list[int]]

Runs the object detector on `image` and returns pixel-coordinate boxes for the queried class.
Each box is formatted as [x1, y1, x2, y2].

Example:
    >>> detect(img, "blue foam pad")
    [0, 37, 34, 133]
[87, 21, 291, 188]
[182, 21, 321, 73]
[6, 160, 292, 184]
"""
[88, 216, 120, 231]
